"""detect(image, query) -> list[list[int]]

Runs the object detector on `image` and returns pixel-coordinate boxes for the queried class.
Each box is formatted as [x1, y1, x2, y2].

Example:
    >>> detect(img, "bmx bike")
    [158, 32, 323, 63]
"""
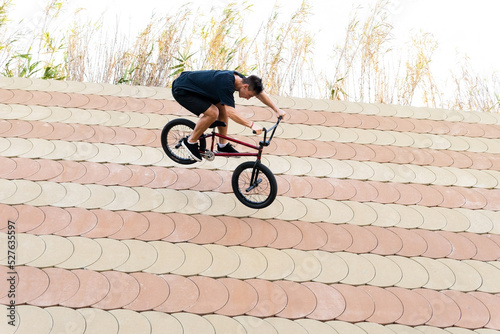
[161, 117, 282, 209]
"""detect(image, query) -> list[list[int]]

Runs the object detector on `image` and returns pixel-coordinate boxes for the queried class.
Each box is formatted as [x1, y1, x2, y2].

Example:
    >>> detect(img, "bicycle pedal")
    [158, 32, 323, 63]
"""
[201, 151, 215, 161]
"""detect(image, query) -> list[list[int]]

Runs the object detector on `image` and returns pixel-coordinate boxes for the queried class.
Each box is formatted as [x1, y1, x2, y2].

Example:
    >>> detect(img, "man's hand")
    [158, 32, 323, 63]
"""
[251, 122, 263, 135]
[276, 108, 286, 118]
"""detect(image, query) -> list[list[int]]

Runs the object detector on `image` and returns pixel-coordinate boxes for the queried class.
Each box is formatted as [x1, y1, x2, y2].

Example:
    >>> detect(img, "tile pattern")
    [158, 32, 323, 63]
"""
[1, 76, 500, 333]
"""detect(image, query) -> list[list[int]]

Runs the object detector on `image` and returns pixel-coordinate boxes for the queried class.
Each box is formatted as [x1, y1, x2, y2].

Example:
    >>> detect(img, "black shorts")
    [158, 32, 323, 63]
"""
[172, 87, 217, 116]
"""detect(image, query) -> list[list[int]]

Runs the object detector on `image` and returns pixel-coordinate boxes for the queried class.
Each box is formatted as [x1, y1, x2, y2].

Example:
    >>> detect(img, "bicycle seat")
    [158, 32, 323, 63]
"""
[209, 120, 227, 128]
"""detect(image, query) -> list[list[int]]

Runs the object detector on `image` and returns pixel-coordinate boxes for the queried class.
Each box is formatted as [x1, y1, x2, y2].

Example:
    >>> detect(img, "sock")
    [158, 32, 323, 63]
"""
[187, 136, 197, 145]
[218, 142, 228, 148]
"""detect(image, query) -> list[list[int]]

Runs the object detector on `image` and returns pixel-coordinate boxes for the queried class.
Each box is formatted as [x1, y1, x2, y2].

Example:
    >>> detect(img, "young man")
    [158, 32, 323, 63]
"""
[171, 70, 286, 161]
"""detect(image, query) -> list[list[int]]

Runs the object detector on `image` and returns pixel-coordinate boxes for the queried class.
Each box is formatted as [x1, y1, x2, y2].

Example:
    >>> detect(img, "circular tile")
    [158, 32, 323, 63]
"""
[142, 312, 182, 334]
[310, 251, 349, 283]
[360, 285, 403, 324]
[241, 218, 278, 247]
[154, 275, 199, 312]
[413, 257, 456, 290]
[45, 307, 86, 334]
[200, 244, 240, 277]
[92, 271, 140, 309]
[388, 256, 429, 289]
[342, 224, 377, 253]
[215, 216, 251, 246]
[124, 272, 170, 311]
[57, 236, 102, 269]
[186, 276, 229, 314]
[336, 252, 375, 285]
[86, 238, 129, 271]
[27, 235, 74, 267]
[143, 241, 184, 274]
[414, 289, 461, 327]
[228, 246, 267, 279]
[437, 259, 482, 292]
[413, 229, 452, 258]
[216, 278, 258, 316]
[463, 260, 500, 293]
[468, 292, 500, 330]
[82, 209, 124, 238]
[60, 269, 110, 308]
[171, 243, 212, 276]
[437, 231, 477, 260]
[245, 279, 287, 317]
[386, 287, 432, 326]
[332, 284, 374, 322]
[365, 226, 402, 255]
[13, 266, 49, 304]
[267, 220, 302, 249]
[283, 248, 322, 281]
[303, 282, 345, 320]
[317, 223, 353, 252]
[275, 280, 316, 319]
[114, 240, 158, 272]
[12, 305, 53, 334]
[362, 253, 402, 287]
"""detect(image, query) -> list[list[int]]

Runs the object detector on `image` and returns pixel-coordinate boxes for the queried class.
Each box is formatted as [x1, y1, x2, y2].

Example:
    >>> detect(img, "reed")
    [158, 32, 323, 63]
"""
[0, 0, 498, 113]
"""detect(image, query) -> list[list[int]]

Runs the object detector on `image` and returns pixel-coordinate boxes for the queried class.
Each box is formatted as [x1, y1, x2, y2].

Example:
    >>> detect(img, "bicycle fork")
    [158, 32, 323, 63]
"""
[246, 161, 263, 192]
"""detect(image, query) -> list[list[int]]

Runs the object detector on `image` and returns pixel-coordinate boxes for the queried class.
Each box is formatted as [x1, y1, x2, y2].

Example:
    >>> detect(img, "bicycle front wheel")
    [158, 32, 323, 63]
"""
[161, 118, 205, 165]
[232, 161, 277, 209]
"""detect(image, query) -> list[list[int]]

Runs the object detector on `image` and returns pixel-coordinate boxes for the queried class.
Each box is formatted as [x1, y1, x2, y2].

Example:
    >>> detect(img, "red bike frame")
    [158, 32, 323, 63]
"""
[199, 116, 282, 161]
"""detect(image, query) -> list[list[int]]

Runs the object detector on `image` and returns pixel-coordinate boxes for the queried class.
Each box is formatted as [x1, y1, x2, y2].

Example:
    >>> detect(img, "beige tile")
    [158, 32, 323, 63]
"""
[201, 244, 240, 277]
[127, 187, 164, 212]
[388, 256, 429, 289]
[46, 306, 85, 334]
[27, 235, 73, 267]
[235, 315, 280, 334]
[283, 249, 322, 282]
[171, 243, 212, 276]
[413, 257, 455, 290]
[266, 317, 308, 334]
[250, 199, 284, 220]
[144, 241, 185, 274]
[325, 159, 354, 179]
[437, 258, 482, 291]
[79, 184, 116, 209]
[296, 198, 331, 223]
[464, 260, 500, 293]
[296, 318, 339, 334]
[57, 237, 102, 269]
[283, 156, 312, 176]
[296, 124, 322, 140]
[455, 208, 494, 234]
[13, 305, 53, 334]
[173, 312, 214, 334]
[255, 247, 294, 280]
[114, 240, 158, 272]
[142, 311, 183, 334]
[344, 160, 375, 180]
[413, 206, 447, 230]
[204, 315, 246, 334]
[438, 208, 471, 232]
[152, 189, 188, 213]
[2, 138, 33, 157]
[337, 252, 375, 285]
[344, 201, 377, 226]
[77, 308, 119, 334]
[327, 320, 367, 334]
[109, 309, 151, 334]
[0, 179, 17, 201]
[177, 190, 212, 214]
[228, 246, 267, 279]
[201, 192, 236, 216]
[361, 254, 402, 287]
[86, 238, 130, 271]
[2, 180, 41, 205]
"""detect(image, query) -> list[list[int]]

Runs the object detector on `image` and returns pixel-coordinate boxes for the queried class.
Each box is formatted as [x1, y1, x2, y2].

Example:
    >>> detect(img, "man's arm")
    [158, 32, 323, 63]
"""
[218, 103, 263, 134]
[256, 91, 286, 117]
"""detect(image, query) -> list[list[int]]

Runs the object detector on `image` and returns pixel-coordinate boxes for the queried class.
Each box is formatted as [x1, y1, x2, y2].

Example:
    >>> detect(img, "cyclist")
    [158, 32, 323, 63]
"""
[171, 70, 286, 161]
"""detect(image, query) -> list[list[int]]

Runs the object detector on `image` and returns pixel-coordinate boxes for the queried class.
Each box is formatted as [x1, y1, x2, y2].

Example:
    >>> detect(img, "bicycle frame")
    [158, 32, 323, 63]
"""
[199, 116, 282, 162]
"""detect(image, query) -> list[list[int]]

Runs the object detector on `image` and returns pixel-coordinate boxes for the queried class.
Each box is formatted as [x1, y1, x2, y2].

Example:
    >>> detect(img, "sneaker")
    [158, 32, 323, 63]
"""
[216, 142, 239, 154]
[182, 137, 202, 162]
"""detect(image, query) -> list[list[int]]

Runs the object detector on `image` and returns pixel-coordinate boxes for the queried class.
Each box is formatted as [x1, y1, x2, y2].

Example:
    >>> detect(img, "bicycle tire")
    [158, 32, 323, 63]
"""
[232, 161, 277, 209]
[161, 118, 206, 165]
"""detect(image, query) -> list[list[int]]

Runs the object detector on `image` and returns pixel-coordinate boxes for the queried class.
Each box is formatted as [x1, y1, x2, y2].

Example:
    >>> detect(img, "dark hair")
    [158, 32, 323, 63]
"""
[242, 75, 264, 94]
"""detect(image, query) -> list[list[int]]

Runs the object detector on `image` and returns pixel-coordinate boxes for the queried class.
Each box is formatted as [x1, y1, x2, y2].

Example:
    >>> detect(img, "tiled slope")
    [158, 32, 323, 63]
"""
[0, 75, 500, 334]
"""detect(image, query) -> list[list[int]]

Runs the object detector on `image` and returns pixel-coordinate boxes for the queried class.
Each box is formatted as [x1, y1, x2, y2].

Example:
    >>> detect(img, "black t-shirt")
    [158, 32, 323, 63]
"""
[172, 70, 245, 108]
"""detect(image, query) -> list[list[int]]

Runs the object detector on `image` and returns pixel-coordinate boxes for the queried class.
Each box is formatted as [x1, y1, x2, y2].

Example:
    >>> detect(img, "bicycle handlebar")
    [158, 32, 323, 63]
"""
[256, 116, 282, 147]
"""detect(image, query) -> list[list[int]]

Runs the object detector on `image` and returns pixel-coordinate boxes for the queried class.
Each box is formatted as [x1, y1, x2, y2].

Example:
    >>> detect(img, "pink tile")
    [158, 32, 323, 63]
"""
[317, 223, 353, 252]
[413, 229, 452, 258]
[92, 271, 140, 309]
[291, 221, 328, 251]
[162, 213, 201, 242]
[55, 207, 98, 236]
[241, 218, 278, 247]
[360, 285, 403, 324]
[137, 212, 175, 241]
[15, 205, 45, 232]
[215, 216, 252, 246]
[365, 226, 402, 255]
[387, 287, 432, 326]
[389, 227, 427, 257]
[109, 211, 150, 240]
[30, 268, 79, 306]
[82, 209, 124, 238]
[189, 215, 226, 244]
[216, 278, 258, 316]
[267, 220, 302, 249]
[275, 281, 316, 319]
[29, 206, 72, 234]
[303, 282, 345, 320]
[185, 276, 229, 314]
[246, 279, 287, 317]
[333, 284, 374, 322]
[443, 290, 490, 329]
[124, 272, 170, 311]
[437, 231, 477, 260]
[60, 269, 110, 308]
[414, 289, 461, 327]
[343, 224, 377, 253]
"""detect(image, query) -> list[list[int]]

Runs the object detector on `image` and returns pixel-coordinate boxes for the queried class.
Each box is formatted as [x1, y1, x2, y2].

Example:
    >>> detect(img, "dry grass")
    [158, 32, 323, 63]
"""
[0, 0, 499, 113]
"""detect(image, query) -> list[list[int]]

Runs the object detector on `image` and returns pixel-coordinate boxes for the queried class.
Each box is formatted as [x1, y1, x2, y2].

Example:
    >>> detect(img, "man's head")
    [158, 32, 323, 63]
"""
[239, 75, 263, 99]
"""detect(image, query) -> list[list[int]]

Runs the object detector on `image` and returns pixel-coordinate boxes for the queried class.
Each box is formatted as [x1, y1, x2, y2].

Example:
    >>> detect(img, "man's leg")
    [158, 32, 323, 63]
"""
[189, 104, 218, 143]
[215, 103, 229, 145]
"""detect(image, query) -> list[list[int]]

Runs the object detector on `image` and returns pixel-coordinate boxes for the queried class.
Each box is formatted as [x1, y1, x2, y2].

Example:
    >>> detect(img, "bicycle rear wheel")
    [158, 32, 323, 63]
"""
[161, 118, 206, 165]
[232, 161, 277, 209]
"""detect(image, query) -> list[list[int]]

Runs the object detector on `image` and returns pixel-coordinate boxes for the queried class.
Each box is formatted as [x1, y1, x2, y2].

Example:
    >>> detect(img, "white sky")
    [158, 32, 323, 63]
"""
[8, 0, 500, 85]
